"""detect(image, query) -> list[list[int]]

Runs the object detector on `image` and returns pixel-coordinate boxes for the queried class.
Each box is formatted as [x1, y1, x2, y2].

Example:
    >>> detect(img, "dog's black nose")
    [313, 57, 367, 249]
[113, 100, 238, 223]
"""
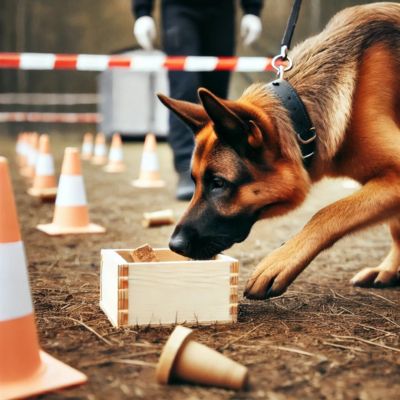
[169, 231, 190, 256]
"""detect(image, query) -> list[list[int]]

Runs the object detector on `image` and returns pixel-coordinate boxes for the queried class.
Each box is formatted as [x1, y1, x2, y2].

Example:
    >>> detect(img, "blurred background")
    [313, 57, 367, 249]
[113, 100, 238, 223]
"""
[0, 0, 388, 135]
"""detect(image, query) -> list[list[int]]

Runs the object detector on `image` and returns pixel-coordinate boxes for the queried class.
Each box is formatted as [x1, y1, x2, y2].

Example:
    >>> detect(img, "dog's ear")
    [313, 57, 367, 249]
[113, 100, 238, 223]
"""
[198, 88, 263, 152]
[157, 93, 208, 133]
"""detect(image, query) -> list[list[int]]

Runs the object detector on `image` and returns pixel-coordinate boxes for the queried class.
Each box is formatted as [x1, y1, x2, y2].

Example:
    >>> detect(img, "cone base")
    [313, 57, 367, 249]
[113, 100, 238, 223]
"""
[132, 179, 166, 188]
[36, 222, 106, 236]
[20, 167, 34, 179]
[103, 164, 126, 173]
[156, 326, 194, 384]
[1, 350, 87, 400]
[91, 157, 107, 165]
[27, 187, 57, 199]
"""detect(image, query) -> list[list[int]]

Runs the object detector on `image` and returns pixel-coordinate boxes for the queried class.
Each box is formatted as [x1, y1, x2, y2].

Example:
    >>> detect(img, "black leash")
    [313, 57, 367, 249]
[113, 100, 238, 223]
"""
[268, 0, 317, 168]
[272, 0, 303, 78]
[281, 0, 303, 54]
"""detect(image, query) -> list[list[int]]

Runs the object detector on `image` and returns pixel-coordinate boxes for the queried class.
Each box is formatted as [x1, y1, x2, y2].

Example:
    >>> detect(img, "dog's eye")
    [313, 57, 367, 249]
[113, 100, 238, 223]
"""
[210, 176, 227, 191]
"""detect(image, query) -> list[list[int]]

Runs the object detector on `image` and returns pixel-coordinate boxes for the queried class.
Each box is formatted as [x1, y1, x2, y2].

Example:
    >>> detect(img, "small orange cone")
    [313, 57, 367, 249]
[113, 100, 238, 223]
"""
[22, 132, 39, 179]
[15, 133, 23, 164]
[132, 133, 165, 188]
[0, 156, 87, 399]
[104, 133, 126, 173]
[91, 132, 107, 165]
[27, 134, 57, 200]
[37, 147, 106, 235]
[156, 326, 249, 390]
[81, 132, 94, 160]
[17, 132, 30, 170]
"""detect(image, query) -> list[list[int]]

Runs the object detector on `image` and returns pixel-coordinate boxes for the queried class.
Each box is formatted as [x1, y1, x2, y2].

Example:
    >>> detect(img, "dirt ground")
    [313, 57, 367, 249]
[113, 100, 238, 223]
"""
[1, 129, 399, 400]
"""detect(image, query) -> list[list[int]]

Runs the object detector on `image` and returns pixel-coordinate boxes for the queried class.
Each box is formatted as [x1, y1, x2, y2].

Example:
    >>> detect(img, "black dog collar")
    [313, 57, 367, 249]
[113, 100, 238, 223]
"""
[266, 79, 316, 168]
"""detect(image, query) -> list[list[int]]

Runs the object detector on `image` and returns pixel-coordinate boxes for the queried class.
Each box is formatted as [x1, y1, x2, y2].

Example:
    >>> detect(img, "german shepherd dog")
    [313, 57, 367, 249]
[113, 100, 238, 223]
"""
[158, 3, 400, 300]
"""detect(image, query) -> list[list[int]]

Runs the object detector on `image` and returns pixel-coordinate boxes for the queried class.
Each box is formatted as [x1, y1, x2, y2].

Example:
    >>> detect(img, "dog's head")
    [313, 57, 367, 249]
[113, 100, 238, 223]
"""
[158, 86, 311, 259]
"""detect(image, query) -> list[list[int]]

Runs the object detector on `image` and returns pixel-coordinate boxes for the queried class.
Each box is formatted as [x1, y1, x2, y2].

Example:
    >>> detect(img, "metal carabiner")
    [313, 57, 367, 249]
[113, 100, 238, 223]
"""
[271, 45, 293, 79]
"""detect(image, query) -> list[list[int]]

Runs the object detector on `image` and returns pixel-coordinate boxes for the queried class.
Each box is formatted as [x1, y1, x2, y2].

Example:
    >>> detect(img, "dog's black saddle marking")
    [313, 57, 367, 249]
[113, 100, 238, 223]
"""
[266, 79, 316, 169]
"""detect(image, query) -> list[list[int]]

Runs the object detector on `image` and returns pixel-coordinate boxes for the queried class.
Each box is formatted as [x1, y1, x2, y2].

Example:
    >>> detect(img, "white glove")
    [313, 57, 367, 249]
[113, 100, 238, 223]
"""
[133, 16, 156, 50]
[240, 14, 262, 46]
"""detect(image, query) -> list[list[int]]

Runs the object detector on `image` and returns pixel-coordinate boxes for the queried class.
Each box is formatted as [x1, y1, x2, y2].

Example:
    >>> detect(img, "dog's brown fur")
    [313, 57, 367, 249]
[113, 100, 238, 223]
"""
[159, 3, 400, 299]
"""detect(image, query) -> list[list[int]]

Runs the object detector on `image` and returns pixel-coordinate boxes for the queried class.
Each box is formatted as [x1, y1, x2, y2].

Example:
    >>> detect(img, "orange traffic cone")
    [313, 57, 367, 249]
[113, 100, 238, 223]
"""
[37, 147, 106, 235]
[156, 326, 249, 390]
[22, 132, 39, 179]
[17, 132, 30, 171]
[0, 156, 87, 399]
[91, 132, 107, 165]
[15, 133, 23, 164]
[104, 133, 126, 173]
[132, 133, 165, 188]
[28, 134, 57, 200]
[81, 132, 94, 161]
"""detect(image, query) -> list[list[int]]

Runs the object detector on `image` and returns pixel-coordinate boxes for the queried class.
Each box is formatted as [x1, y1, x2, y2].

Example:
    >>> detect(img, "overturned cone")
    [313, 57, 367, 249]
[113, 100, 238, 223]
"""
[156, 326, 248, 390]
[37, 147, 105, 235]
[28, 134, 57, 200]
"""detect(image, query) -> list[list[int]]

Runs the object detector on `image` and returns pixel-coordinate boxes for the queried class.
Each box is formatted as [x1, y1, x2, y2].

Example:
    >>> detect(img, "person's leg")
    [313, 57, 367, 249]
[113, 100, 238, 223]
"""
[162, 3, 200, 174]
[199, 0, 236, 99]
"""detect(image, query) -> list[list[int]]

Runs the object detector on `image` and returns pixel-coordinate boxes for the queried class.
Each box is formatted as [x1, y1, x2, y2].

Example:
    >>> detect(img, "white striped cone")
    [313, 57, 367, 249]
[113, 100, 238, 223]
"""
[22, 132, 39, 179]
[0, 156, 87, 399]
[132, 133, 165, 188]
[28, 134, 57, 199]
[16, 133, 29, 168]
[15, 133, 23, 163]
[91, 132, 107, 165]
[104, 133, 126, 173]
[81, 132, 94, 160]
[18, 132, 30, 169]
[37, 147, 105, 235]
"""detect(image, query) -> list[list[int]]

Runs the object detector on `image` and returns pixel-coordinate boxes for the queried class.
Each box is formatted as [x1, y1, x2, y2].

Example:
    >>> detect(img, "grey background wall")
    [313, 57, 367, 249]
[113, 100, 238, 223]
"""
[0, 0, 390, 96]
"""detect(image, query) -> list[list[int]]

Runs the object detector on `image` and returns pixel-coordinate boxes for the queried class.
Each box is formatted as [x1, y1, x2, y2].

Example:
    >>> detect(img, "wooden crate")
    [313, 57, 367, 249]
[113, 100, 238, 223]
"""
[100, 248, 239, 327]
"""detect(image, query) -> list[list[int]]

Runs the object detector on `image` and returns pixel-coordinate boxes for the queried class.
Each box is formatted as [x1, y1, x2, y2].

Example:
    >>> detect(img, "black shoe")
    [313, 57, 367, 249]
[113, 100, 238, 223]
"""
[176, 170, 195, 201]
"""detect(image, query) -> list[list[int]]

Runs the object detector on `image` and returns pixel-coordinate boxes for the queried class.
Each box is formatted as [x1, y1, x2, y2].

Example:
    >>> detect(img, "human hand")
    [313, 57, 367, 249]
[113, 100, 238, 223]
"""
[133, 16, 156, 50]
[240, 14, 262, 46]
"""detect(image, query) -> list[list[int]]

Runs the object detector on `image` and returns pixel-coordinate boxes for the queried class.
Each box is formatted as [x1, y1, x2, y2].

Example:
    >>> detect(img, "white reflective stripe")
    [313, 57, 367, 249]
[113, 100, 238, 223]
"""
[76, 55, 109, 71]
[35, 154, 55, 175]
[19, 142, 26, 155]
[0, 242, 33, 321]
[130, 55, 165, 71]
[55, 175, 87, 206]
[21, 142, 30, 156]
[20, 53, 56, 70]
[235, 57, 269, 72]
[109, 148, 123, 162]
[184, 56, 218, 71]
[140, 152, 159, 172]
[82, 143, 93, 154]
[94, 144, 107, 157]
[28, 149, 38, 166]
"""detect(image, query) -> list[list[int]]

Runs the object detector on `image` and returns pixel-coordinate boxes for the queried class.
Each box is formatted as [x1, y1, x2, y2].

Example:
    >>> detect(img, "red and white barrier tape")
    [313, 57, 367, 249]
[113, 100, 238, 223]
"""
[0, 112, 100, 123]
[0, 52, 276, 72]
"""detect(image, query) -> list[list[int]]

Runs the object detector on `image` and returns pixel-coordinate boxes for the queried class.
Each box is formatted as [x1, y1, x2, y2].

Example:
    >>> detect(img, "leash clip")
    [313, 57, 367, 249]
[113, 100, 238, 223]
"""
[272, 45, 293, 79]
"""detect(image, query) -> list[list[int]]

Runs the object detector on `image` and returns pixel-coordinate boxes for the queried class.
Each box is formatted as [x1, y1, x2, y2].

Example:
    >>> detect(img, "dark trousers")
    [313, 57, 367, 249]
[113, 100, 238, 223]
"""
[162, 0, 235, 173]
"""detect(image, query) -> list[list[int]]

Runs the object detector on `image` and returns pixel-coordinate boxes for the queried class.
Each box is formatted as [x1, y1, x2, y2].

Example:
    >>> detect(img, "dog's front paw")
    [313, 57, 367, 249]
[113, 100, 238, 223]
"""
[244, 254, 299, 300]
[244, 269, 287, 300]
[350, 267, 400, 288]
